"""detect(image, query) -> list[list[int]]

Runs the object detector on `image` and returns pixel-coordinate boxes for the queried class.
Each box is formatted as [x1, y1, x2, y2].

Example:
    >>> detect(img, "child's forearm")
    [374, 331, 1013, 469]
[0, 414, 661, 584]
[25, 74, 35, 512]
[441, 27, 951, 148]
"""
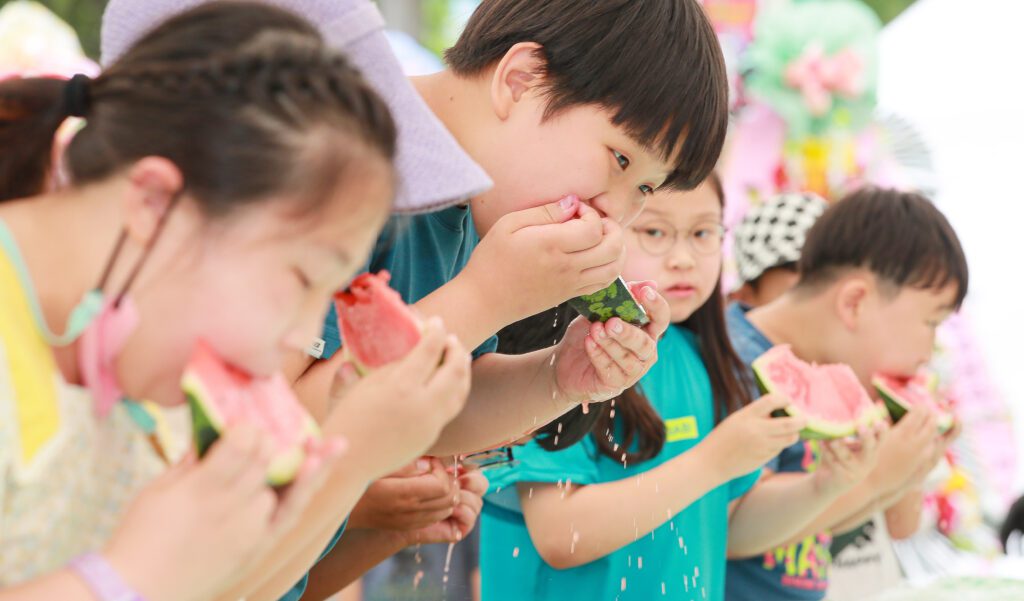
[765, 479, 881, 551]
[726, 472, 845, 558]
[415, 273, 507, 352]
[428, 350, 571, 456]
[518, 446, 725, 570]
[300, 528, 408, 601]
[830, 485, 917, 538]
[883, 488, 924, 540]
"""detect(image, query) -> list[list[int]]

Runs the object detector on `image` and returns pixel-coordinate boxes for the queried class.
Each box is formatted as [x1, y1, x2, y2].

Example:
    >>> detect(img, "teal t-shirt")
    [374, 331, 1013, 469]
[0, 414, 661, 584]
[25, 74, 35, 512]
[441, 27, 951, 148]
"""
[480, 326, 760, 601]
[282, 207, 498, 600]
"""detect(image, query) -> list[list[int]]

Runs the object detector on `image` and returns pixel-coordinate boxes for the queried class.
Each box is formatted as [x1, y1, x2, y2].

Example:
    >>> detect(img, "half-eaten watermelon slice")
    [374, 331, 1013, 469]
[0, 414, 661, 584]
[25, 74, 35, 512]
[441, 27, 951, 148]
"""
[183, 341, 320, 487]
[334, 271, 422, 374]
[753, 345, 885, 440]
[873, 373, 955, 434]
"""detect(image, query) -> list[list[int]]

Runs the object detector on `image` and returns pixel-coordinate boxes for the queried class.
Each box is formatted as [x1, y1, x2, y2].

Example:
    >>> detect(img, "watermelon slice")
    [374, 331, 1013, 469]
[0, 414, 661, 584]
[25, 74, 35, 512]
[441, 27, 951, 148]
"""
[873, 373, 955, 434]
[334, 271, 422, 373]
[753, 345, 885, 440]
[568, 276, 650, 327]
[183, 341, 319, 487]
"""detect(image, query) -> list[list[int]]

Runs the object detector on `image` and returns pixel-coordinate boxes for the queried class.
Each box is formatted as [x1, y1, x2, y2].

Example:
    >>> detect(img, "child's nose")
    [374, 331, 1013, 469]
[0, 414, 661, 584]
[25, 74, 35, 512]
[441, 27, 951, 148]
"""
[587, 191, 643, 225]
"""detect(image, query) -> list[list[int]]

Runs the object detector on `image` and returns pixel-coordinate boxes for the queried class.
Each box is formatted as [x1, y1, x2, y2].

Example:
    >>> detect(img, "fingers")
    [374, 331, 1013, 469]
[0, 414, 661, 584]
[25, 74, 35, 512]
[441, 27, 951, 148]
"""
[394, 317, 450, 384]
[423, 335, 472, 419]
[630, 281, 669, 338]
[751, 394, 795, 417]
[458, 470, 490, 498]
[195, 426, 269, 490]
[500, 195, 580, 232]
[584, 331, 627, 386]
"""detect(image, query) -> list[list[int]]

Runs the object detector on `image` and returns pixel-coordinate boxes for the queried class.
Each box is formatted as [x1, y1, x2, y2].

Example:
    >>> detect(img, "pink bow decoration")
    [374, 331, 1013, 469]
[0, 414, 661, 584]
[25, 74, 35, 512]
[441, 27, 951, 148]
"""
[784, 43, 865, 116]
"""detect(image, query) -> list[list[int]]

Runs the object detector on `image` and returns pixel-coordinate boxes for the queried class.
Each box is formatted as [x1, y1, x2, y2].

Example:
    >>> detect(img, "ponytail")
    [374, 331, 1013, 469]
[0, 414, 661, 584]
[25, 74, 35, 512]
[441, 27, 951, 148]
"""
[0, 75, 79, 201]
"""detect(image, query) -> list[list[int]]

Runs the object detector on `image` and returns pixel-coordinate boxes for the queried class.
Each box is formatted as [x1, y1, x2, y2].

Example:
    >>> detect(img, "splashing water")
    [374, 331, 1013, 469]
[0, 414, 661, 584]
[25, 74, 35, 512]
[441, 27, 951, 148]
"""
[442, 541, 456, 590]
[621, 577, 627, 592]
[662, 582, 666, 596]
[413, 570, 425, 589]
[512, 546, 520, 558]
[638, 556, 643, 570]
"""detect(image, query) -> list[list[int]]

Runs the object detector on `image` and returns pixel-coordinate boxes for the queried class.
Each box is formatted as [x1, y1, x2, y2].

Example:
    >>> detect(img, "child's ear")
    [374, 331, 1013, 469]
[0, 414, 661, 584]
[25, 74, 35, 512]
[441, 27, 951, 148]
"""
[122, 156, 183, 244]
[835, 276, 869, 331]
[490, 42, 546, 120]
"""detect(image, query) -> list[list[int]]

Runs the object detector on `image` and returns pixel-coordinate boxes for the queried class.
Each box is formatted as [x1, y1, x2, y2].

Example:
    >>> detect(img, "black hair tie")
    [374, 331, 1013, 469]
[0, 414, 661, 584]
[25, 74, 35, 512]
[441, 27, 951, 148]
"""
[63, 74, 92, 118]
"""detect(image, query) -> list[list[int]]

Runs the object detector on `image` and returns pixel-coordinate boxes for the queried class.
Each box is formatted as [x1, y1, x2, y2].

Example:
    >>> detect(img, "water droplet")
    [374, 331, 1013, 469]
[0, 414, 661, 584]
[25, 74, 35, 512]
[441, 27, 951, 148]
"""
[550, 353, 556, 366]
[529, 487, 534, 498]
[678, 537, 684, 549]
[694, 566, 700, 578]
[621, 577, 627, 592]
[554, 435, 560, 446]
[661, 582, 666, 595]
[638, 556, 643, 569]
[610, 409, 616, 418]
[512, 547, 520, 558]
[442, 542, 456, 589]
[413, 570, 424, 589]
[581, 402, 590, 414]
[613, 443, 619, 452]
[557, 422, 563, 433]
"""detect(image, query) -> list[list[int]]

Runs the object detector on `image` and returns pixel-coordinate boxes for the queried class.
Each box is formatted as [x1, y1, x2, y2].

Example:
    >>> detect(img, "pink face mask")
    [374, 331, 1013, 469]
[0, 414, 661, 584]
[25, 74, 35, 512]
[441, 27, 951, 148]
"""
[78, 296, 140, 417]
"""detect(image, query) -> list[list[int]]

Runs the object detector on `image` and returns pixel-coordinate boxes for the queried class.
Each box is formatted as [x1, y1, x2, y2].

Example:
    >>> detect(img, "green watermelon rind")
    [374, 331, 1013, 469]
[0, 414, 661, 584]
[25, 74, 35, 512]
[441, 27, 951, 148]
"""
[184, 373, 312, 488]
[752, 363, 857, 440]
[568, 277, 651, 327]
[872, 377, 955, 435]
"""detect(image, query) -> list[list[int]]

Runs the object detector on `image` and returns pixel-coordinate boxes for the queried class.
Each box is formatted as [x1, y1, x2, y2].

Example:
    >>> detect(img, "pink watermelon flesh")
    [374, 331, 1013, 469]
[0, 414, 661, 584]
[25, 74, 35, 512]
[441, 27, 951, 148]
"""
[334, 270, 421, 372]
[183, 340, 318, 486]
[873, 373, 954, 433]
[753, 345, 880, 440]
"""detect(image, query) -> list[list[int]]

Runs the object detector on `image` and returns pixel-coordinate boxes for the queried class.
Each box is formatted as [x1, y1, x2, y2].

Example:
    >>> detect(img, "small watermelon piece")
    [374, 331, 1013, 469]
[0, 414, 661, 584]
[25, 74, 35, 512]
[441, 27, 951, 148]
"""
[568, 276, 650, 327]
[183, 341, 319, 487]
[873, 373, 955, 434]
[753, 345, 882, 440]
[334, 271, 422, 374]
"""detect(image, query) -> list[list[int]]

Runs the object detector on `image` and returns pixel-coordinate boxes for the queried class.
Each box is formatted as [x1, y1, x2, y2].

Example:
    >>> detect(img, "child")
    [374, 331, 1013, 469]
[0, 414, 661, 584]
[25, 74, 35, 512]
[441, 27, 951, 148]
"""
[0, 2, 471, 599]
[729, 192, 828, 308]
[724, 187, 967, 600]
[475, 176, 878, 600]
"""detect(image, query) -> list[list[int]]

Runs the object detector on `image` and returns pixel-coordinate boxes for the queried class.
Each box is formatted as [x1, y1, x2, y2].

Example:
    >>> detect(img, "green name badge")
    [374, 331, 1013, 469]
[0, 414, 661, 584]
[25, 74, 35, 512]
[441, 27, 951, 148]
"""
[568, 276, 650, 327]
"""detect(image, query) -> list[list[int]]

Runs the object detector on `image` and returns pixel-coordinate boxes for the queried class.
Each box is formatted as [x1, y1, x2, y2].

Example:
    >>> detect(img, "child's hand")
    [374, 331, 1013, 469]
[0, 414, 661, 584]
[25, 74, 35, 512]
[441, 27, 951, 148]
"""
[552, 281, 670, 405]
[348, 458, 458, 532]
[402, 468, 488, 546]
[325, 318, 472, 479]
[866, 406, 939, 496]
[103, 426, 345, 601]
[698, 394, 806, 481]
[463, 196, 626, 324]
[813, 423, 885, 495]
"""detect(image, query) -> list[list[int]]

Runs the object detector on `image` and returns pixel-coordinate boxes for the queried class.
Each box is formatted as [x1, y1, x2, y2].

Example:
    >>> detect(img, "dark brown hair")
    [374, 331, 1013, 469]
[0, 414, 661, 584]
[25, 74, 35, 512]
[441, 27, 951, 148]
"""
[796, 187, 969, 308]
[0, 1, 396, 213]
[445, 0, 728, 192]
[499, 173, 753, 463]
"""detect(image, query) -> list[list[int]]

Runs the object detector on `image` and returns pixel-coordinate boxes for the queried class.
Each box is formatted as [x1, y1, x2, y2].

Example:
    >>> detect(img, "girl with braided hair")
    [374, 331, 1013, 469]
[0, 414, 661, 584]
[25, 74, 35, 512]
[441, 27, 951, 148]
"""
[0, 2, 470, 600]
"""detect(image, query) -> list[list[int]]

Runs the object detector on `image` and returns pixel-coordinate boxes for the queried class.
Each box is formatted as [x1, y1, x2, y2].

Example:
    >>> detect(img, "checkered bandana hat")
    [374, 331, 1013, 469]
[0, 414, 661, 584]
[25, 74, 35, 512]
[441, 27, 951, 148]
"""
[733, 192, 828, 285]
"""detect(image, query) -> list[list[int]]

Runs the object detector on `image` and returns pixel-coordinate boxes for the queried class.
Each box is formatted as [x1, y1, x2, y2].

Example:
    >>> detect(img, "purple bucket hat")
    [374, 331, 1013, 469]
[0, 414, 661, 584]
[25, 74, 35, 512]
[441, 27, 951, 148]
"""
[100, 0, 492, 214]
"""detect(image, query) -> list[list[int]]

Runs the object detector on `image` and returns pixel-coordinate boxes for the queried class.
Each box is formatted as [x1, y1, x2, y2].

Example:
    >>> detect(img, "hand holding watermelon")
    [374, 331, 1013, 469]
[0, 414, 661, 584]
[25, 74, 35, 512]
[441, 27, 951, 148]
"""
[462, 197, 626, 325]
[551, 280, 669, 406]
[324, 316, 472, 479]
[697, 394, 807, 481]
[813, 424, 885, 495]
[865, 406, 942, 496]
[103, 426, 345, 601]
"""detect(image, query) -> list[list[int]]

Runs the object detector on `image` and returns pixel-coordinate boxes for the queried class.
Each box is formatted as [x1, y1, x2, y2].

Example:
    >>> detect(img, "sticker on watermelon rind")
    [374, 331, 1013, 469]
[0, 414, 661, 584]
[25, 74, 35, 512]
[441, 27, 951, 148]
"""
[568, 277, 650, 327]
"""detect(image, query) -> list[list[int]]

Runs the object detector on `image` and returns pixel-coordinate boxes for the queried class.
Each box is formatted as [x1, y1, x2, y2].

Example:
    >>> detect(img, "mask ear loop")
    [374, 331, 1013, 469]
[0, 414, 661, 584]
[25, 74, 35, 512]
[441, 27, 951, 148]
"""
[98, 191, 184, 306]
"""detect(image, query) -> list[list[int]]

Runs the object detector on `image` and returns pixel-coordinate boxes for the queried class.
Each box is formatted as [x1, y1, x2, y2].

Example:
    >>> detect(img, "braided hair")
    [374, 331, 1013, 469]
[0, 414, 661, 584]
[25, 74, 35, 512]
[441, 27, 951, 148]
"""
[0, 1, 396, 211]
